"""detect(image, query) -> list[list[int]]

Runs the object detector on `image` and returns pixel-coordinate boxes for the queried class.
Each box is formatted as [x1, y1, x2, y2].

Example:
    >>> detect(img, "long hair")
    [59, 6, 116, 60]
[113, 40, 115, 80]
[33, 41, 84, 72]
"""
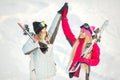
[67, 34, 93, 69]
[82, 35, 92, 59]
[34, 31, 50, 44]
[82, 35, 92, 54]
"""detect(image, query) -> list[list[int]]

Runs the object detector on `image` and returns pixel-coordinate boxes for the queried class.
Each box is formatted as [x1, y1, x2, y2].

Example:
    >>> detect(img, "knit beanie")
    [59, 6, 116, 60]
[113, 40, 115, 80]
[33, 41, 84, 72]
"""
[33, 21, 47, 34]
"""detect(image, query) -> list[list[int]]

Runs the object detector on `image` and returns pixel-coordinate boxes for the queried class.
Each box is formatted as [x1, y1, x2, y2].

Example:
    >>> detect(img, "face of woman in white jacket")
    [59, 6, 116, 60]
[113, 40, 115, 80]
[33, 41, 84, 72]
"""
[34, 27, 50, 43]
[41, 27, 47, 39]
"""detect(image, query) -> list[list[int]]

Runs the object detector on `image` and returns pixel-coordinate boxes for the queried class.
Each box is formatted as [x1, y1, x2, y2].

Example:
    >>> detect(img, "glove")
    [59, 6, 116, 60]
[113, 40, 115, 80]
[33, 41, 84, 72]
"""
[39, 42, 48, 54]
[58, 2, 68, 18]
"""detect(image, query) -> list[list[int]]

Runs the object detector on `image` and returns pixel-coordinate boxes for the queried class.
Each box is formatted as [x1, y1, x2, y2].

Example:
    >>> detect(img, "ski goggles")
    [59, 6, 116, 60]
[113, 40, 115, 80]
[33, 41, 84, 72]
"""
[80, 23, 92, 34]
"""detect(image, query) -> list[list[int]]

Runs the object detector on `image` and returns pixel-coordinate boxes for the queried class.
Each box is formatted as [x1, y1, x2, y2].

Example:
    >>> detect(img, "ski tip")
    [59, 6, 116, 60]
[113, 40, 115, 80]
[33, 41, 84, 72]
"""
[105, 20, 109, 23]
[102, 20, 109, 28]
[17, 22, 20, 24]
[17, 23, 21, 26]
[17, 23, 25, 29]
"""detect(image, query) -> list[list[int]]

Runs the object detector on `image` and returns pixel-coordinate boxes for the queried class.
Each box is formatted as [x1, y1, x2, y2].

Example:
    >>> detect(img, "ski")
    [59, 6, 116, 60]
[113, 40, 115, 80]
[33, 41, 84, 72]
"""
[17, 23, 35, 42]
[69, 20, 109, 73]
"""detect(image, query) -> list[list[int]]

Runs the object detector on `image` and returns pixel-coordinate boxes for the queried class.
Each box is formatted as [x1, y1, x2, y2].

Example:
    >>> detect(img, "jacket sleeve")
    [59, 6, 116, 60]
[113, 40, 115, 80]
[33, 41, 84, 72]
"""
[48, 13, 61, 44]
[78, 43, 100, 66]
[22, 38, 39, 55]
[62, 19, 76, 46]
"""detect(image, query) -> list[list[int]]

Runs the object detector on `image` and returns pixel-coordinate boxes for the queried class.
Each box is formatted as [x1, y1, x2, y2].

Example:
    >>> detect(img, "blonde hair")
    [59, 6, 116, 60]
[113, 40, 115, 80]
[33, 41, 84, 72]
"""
[85, 35, 92, 43]
[82, 34, 92, 51]
[34, 31, 50, 44]
[67, 34, 92, 65]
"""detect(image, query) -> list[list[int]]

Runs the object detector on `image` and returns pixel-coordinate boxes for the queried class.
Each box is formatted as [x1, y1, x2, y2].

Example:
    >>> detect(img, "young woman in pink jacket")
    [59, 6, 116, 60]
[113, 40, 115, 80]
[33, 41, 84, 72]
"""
[58, 3, 100, 80]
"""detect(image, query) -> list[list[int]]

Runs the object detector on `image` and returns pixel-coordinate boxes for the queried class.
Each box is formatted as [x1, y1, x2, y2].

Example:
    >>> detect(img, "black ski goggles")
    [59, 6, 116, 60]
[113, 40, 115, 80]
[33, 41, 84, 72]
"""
[80, 23, 92, 34]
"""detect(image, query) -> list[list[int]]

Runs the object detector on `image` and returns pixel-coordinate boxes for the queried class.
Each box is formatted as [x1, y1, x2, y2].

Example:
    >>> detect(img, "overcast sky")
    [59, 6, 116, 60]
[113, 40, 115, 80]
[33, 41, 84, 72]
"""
[0, 0, 120, 80]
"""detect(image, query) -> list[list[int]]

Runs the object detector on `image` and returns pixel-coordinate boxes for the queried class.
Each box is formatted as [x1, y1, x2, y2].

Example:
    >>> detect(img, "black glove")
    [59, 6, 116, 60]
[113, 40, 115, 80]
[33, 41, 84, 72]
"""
[39, 42, 48, 54]
[58, 2, 68, 14]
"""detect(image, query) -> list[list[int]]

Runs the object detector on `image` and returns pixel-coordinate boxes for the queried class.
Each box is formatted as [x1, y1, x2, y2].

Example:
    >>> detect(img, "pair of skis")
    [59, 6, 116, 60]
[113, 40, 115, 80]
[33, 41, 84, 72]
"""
[17, 23, 35, 42]
[68, 20, 109, 75]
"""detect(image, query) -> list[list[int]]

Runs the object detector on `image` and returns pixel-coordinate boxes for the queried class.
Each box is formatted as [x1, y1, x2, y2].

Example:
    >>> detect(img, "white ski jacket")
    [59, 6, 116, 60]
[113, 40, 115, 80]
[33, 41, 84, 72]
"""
[22, 13, 61, 80]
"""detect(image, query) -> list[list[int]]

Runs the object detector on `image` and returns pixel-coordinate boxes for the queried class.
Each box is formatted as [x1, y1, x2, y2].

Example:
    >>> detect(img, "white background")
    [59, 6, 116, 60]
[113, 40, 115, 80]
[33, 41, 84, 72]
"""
[0, 0, 120, 80]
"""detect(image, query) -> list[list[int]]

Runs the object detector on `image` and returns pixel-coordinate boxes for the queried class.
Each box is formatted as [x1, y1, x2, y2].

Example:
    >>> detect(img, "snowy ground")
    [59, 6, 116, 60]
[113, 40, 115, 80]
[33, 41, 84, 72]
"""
[0, 0, 120, 80]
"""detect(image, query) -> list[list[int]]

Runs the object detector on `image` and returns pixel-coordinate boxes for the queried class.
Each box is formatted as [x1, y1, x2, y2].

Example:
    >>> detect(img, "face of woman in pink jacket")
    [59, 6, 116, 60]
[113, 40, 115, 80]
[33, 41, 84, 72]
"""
[78, 24, 95, 39]
[78, 30, 86, 39]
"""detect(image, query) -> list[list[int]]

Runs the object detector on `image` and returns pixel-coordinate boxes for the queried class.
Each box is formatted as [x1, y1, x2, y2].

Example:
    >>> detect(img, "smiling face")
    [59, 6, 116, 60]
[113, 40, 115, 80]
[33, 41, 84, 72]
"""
[78, 29, 86, 39]
[34, 27, 50, 43]
[40, 27, 47, 39]
[41, 27, 47, 34]
[78, 29, 93, 43]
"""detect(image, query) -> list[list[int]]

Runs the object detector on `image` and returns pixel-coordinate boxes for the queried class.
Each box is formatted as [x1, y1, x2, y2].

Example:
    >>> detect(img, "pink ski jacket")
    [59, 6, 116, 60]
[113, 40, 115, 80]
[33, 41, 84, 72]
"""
[62, 19, 100, 77]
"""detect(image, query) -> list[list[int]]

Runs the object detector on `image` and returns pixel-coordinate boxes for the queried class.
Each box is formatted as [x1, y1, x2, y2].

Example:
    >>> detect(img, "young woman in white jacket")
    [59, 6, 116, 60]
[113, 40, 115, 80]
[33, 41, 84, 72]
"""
[22, 13, 61, 80]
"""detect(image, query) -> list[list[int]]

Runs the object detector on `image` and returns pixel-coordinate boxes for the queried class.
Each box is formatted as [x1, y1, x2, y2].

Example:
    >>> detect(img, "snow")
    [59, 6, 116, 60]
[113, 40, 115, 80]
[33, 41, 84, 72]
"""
[0, 0, 120, 80]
